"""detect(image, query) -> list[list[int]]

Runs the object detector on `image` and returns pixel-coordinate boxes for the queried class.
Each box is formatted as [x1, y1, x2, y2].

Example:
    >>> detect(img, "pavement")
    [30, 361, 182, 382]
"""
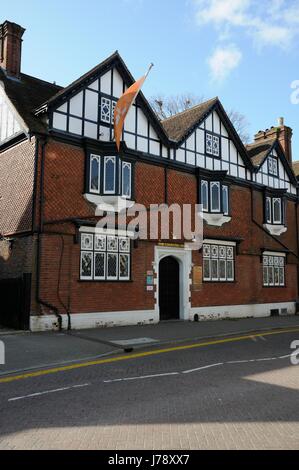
[0, 314, 299, 377]
[0, 326, 298, 449]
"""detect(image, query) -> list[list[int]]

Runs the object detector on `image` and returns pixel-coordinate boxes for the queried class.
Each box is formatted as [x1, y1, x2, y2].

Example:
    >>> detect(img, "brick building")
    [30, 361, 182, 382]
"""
[0, 20, 298, 331]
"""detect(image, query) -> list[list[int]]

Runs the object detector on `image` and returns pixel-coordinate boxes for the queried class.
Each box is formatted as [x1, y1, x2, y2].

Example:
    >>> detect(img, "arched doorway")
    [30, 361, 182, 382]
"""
[159, 256, 180, 321]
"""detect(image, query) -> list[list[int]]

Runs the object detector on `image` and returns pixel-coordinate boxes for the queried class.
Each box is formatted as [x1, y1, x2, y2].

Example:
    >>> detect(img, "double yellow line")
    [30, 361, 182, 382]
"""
[1, 327, 299, 384]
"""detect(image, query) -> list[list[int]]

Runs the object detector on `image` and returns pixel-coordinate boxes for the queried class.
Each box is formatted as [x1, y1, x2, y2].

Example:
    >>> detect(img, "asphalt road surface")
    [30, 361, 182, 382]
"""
[0, 329, 299, 450]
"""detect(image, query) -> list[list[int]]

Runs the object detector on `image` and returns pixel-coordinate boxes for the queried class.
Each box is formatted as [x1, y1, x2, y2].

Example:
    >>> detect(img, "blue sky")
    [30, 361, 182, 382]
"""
[2, 0, 299, 158]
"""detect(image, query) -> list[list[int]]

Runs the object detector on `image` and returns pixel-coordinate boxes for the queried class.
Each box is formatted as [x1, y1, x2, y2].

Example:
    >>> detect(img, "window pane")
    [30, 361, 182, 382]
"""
[263, 266, 268, 286]
[94, 253, 105, 279]
[81, 233, 93, 251]
[119, 237, 130, 253]
[203, 259, 211, 280]
[81, 252, 93, 279]
[222, 186, 228, 215]
[266, 197, 272, 223]
[107, 236, 118, 252]
[210, 182, 220, 212]
[219, 259, 226, 280]
[104, 157, 116, 193]
[206, 133, 213, 154]
[268, 266, 274, 286]
[226, 260, 234, 281]
[95, 234, 106, 251]
[279, 267, 285, 286]
[213, 136, 220, 157]
[273, 198, 282, 224]
[119, 254, 130, 279]
[201, 181, 208, 211]
[107, 253, 118, 279]
[211, 259, 218, 280]
[101, 97, 111, 123]
[90, 155, 100, 193]
[122, 162, 131, 198]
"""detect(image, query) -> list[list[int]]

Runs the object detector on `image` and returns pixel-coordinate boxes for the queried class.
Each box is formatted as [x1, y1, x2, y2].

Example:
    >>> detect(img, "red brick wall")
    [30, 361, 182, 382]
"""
[34, 138, 298, 316]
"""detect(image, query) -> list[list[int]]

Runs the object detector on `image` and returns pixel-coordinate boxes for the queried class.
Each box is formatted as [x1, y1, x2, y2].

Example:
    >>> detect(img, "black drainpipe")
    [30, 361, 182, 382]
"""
[35, 138, 63, 331]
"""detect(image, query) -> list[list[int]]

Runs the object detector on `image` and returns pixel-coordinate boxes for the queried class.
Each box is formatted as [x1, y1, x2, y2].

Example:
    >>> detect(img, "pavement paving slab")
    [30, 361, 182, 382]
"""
[0, 314, 298, 377]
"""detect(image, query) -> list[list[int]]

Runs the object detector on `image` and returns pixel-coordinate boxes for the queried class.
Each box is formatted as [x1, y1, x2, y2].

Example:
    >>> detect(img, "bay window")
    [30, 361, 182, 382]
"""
[265, 195, 284, 225]
[201, 180, 229, 215]
[87, 153, 133, 199]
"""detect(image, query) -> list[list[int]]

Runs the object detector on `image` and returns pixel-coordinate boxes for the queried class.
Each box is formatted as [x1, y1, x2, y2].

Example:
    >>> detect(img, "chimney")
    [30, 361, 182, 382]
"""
[254, 117, 293, 164]
[0, 20, 25, 78]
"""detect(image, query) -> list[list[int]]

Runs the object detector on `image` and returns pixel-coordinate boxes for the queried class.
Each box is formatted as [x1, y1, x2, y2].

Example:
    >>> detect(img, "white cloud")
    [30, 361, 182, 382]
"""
[193, 0, 299, 49]
[208, 44, 242, 82]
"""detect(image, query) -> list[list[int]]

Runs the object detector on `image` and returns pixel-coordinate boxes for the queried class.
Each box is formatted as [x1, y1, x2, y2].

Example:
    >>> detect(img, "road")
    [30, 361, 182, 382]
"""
[0, 328, 299, 450]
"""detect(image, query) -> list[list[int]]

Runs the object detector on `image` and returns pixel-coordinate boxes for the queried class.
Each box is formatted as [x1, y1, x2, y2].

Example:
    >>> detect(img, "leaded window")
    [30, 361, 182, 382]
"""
[263, 254, 285, 287]
[100, 96, 117, 125]
[203, 243, 235, 282]
[268, 156, 278, 177]
[206, 132, 220, 157]
[101, 97, 111, 123]
[80, 232, 131, 281]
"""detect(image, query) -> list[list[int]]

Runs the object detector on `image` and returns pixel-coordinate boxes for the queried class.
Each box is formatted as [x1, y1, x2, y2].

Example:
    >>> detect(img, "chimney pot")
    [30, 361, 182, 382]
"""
[278, 117, 284, 127]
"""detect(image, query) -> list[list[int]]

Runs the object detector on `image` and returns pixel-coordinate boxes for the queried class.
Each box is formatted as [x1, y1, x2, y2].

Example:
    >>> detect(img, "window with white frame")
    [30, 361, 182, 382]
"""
[80, 232, 131, 281]
[203, 243, 235, 282]
[87, 153, 133, 199]
[100, 96, 117, 125]
[201, 180, 229, 215]
[268, 156, 278, 177]
[265, 196, 284, 225]
[206, 132, 220, 157]
[263, 254, 285, 287]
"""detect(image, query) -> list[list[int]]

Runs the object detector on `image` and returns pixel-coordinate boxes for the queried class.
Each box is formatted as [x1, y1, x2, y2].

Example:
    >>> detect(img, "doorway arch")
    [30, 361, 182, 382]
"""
[159, 256, 180, 321]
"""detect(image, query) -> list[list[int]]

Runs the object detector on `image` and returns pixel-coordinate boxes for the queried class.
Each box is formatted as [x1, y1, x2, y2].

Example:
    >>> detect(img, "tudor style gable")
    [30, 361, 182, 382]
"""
[47, 52, 169, 160]
[162, 99, 253, 181]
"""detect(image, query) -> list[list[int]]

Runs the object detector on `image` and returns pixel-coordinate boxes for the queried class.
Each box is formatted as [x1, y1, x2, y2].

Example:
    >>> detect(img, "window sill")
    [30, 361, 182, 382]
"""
[263, 224, 287, 236]
[83, 193, 135, 213]
[201, 212, 231, 227]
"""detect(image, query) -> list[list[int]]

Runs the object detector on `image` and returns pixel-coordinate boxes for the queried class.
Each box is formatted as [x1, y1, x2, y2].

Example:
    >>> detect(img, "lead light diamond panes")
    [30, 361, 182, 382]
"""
[81, 233, 93, 251]
[119, 254, 130, 279]
[81, 252, 93, 278]
[107, 236, 118, 252]
[107, 253, 118, 278]
[206, 133, 213, 155]
[95, 234, 106, 251]
[101, 97, 111, 123]
[94, 252, 105, 279]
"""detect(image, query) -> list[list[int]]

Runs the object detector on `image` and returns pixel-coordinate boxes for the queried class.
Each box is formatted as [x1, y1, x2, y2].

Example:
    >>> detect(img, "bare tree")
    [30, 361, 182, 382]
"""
[149, 94, 250, 144]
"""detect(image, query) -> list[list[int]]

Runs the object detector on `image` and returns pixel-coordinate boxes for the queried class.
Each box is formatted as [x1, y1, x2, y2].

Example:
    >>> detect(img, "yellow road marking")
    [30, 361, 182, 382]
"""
[1, 327, 299, 384]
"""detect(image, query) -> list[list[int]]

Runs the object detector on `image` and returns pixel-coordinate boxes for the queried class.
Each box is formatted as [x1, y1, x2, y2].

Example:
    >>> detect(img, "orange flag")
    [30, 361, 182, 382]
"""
[114, 64, 154, 151]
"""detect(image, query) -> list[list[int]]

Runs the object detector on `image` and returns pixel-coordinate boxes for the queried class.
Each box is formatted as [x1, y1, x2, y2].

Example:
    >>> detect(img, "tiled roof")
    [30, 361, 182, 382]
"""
[161, 97, 218, 142]
[246, 137, 276, 168]
[0, 67, 62, 133]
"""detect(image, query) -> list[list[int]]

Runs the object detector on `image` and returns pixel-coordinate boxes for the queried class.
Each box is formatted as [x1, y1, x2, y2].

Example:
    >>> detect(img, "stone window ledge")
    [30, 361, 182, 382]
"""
[202, 212, 231, 227]
[83, 194, 135, 213]
[263, 223, 287, 236]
